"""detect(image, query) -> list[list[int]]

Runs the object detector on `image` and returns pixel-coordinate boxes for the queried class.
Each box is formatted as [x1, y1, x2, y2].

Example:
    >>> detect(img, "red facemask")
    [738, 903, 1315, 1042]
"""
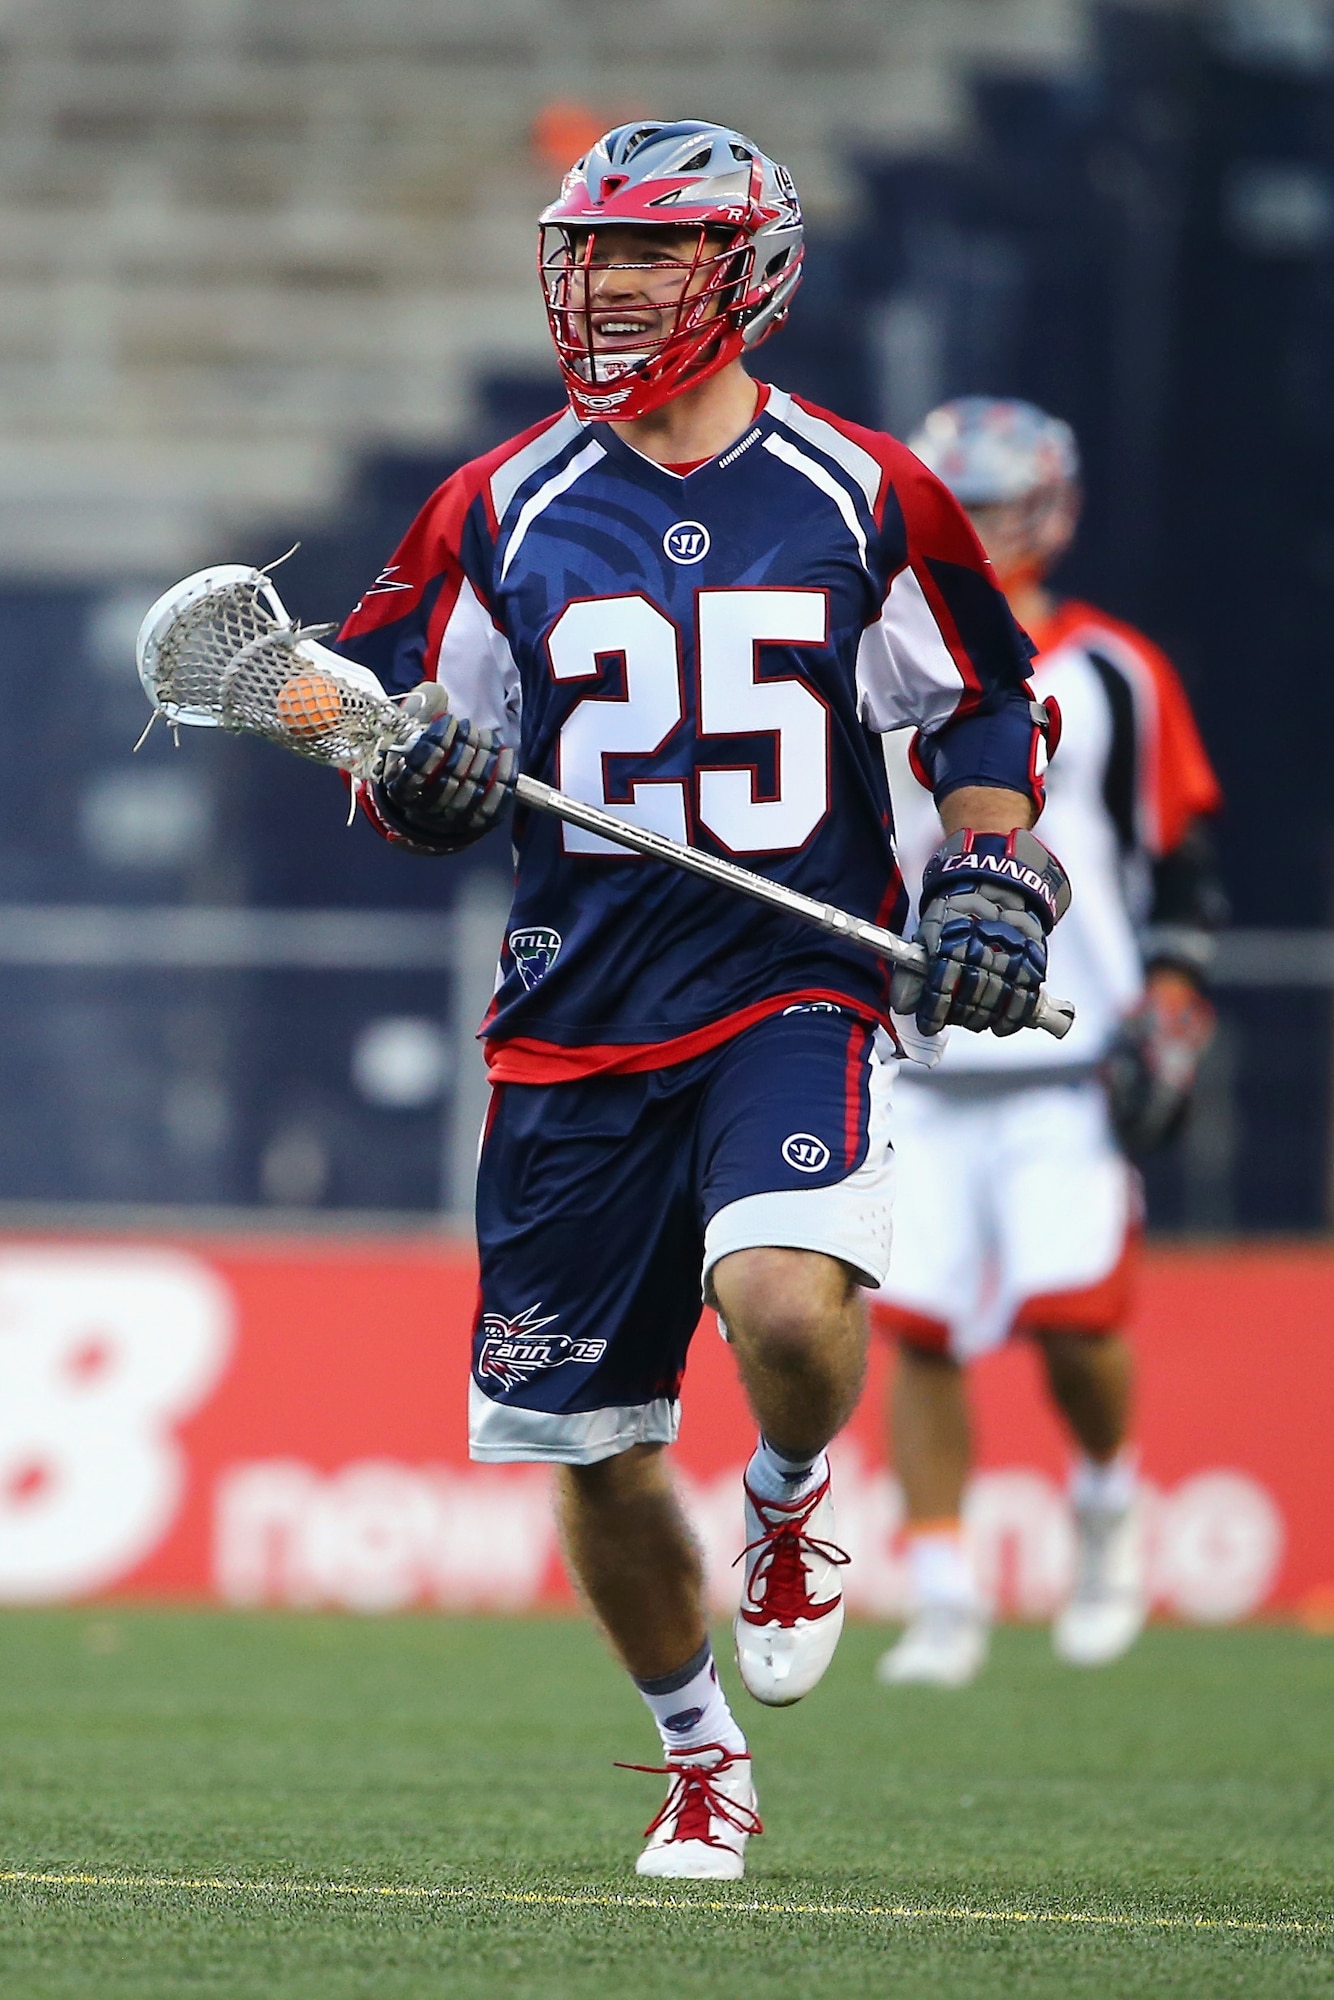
[539, 222, 754, 423]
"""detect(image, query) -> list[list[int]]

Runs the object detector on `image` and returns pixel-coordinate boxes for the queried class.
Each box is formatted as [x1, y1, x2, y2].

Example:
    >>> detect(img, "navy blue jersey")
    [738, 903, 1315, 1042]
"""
[335, 384, 1044, 1082]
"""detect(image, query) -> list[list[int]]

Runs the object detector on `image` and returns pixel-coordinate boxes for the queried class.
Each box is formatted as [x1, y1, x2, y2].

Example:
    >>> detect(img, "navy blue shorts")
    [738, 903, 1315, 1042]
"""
[469, 1006, 895, 1464]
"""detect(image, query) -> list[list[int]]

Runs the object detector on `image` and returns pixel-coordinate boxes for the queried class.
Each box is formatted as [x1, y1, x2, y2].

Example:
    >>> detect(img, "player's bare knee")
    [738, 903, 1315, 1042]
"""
[713, 1246, 860, 1371]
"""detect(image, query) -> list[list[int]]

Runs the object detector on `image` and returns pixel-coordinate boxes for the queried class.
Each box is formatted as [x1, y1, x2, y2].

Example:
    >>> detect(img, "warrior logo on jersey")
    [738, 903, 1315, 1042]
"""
[508, 926, 563, 990]
[663, 520, 711, 564]
[477, 1305, 607, 1391]
[782, 1132, 832, 1173]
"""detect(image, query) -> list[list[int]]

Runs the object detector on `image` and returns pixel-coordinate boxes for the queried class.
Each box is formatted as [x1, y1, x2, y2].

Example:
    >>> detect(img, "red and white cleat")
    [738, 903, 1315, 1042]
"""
[733, 1474, 849, 1706]
[622, 1744, 762, 1880]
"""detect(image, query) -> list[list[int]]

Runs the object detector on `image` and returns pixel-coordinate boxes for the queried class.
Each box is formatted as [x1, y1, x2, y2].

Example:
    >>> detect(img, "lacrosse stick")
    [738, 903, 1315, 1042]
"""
[135, 564, 1075, 1040]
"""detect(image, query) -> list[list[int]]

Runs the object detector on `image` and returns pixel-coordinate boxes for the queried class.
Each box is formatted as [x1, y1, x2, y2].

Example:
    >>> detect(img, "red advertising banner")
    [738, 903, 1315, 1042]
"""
[0, 1234, 1327, 1624]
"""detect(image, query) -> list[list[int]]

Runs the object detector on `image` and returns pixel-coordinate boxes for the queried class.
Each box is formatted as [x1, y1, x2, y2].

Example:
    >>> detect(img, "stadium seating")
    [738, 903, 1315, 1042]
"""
[0, 0, 1094, 579]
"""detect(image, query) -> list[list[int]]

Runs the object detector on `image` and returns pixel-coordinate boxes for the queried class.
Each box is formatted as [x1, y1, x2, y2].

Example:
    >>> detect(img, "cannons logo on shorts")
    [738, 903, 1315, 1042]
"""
[476, 1305, 607, 1392]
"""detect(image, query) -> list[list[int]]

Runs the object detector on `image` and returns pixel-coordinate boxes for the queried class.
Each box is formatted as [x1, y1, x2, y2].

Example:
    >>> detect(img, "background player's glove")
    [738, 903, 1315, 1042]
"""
[1101, 970, 1215, 1159]
[377, 681, 515, 846]
[890, 828, 1072, 1037]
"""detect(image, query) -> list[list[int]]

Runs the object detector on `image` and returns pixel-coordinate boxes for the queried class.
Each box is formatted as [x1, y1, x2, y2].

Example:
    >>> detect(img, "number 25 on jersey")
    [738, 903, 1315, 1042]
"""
[547, 588, 830, 858]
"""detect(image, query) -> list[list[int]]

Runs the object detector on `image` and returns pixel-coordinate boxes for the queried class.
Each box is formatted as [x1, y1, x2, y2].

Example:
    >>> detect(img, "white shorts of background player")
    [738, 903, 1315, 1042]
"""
[874, 1073, 1137, 1362]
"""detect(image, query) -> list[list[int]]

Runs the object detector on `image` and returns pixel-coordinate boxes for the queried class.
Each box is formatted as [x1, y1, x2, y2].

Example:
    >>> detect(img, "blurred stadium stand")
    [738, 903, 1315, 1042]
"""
[0, 0, 1076, 576]
[0, 0, 1330, 1229]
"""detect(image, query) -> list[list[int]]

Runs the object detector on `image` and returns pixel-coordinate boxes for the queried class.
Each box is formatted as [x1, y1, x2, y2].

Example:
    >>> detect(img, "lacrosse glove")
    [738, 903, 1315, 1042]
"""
[890, 828, 1072, 1037]
[1102, 973, 1215, 1159]
[377, 682, 515, 848]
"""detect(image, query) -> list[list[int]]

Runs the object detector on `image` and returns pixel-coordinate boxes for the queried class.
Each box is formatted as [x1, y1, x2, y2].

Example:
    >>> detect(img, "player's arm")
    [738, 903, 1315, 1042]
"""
[858, 450, 1070, 1035]
[1103, 818, 1226, 1156]
[1102, 654, 1227, 1152]
[334, 471, 520, 855]
[1144, 814, 1228, 983]
[938, 785, 1033, 837]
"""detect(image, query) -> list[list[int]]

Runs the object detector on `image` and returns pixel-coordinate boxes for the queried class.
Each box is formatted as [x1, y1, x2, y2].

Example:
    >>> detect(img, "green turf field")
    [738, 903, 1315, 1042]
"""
[0, 1610, 1329, 1998]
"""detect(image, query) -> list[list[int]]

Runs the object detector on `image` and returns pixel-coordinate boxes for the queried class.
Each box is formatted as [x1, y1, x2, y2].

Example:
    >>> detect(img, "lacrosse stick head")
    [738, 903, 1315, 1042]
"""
[135, 564, 410, 781]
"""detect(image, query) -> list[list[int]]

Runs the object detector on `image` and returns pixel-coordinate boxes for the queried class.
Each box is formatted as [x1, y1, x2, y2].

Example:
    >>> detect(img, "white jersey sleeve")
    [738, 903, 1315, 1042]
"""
[848, 437, 1034, 741]
[888, 603, 1220, 1073]
[855, 565, 985, 735]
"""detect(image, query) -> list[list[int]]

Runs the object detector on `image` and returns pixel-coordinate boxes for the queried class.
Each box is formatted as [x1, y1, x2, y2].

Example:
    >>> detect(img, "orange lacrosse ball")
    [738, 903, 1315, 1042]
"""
[275, 670, 345, 738]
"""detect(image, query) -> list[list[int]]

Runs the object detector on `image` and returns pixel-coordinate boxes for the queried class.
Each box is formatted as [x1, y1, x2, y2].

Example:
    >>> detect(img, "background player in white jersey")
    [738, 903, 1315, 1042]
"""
[872, 398, 1223, 1688]
[332, 132, 1070, 1875]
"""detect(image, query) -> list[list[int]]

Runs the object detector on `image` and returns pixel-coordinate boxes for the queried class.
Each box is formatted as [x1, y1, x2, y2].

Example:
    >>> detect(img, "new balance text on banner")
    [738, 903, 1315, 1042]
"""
[0, 1236, 1327, 1623]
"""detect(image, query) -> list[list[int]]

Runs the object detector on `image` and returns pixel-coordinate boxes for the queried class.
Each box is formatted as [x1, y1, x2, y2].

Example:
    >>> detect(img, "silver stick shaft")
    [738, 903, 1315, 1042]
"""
[513, 774, 1075, 1040]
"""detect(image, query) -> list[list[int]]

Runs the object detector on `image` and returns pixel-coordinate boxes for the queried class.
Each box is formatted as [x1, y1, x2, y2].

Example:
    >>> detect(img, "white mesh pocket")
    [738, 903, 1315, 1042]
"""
[136, 564, 407, 779]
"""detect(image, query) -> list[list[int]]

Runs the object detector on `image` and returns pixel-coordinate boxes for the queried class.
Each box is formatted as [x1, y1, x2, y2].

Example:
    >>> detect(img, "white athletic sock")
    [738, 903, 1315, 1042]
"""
[744, 1435, 829, 1504]
[1070, 1449, 1138, 1516]
[634, 1640, 747, 1757]
[906, 1521, 980, 1615]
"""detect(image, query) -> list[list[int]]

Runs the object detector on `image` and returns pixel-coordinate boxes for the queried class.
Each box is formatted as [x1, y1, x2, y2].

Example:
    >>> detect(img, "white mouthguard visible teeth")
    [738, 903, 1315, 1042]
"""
[596, 353, 648, 379]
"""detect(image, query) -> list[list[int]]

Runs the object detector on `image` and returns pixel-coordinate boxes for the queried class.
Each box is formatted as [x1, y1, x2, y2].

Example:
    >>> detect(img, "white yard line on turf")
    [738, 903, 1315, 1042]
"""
[0, 1870, 1326, 1936]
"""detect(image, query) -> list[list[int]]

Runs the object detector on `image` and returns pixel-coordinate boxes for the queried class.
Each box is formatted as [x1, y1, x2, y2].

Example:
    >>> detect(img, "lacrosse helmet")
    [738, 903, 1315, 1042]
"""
[909, 398, 1080, 506]
[539, 120, 804, 422]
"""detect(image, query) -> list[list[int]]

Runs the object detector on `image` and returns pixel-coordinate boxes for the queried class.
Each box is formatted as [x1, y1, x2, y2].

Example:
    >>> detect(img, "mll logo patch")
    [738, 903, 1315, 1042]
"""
[477, 1305, 607, 1392]
[663, 520, 710, 564]
[509, 925, 562, 991]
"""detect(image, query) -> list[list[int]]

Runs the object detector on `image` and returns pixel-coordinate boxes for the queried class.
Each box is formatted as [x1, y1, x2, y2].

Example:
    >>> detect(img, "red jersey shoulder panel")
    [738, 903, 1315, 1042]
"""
[338, 409, 571, 643]
[786, 394, 997, 572]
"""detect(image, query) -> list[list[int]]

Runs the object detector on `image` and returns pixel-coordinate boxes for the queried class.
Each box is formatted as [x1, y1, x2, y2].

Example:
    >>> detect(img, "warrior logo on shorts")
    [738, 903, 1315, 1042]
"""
[663, 520, 710, 564]
[477, 1304, 608, 1392]
[509, 925, 562, 991]
[782, 1132, 831, 1173]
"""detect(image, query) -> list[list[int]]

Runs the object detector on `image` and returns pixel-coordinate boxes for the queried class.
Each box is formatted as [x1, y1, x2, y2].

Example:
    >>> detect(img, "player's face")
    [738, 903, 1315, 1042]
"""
[966, 483, 1080, 588]
[565, 225, 726, 356]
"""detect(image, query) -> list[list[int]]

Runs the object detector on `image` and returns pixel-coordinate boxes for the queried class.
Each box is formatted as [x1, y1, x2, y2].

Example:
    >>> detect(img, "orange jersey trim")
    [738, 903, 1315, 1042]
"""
[1013, 1226, 1141, 1336]
[485, 988, 890, 1085]
[1029, 599, 1222, 855]
[872, 1228, 1141, 1350]
[870, 1299, 952, 1353]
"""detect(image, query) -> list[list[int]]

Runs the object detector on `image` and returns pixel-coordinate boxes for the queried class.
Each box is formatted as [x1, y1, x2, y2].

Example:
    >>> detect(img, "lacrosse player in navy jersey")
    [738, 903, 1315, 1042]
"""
[333, 122, 1069, 1879]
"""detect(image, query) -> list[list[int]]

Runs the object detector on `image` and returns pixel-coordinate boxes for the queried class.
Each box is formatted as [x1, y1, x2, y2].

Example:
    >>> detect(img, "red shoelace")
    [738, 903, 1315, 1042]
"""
[735, 1477, 850, 1626]
[616, 1746, 763, 1848]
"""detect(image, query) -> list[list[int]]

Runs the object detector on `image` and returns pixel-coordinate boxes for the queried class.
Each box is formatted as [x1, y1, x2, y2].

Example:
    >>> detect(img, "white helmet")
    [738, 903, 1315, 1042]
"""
[909, 397, 1080, 506]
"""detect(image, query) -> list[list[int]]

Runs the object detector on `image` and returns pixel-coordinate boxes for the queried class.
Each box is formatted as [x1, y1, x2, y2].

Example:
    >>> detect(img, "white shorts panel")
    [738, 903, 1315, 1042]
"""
[876, 1077, 1133, 1360]
[468, 1380, 681, 1465]
[999, 1088, 1132, 1317]
[702, 1047, 896, 1289]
